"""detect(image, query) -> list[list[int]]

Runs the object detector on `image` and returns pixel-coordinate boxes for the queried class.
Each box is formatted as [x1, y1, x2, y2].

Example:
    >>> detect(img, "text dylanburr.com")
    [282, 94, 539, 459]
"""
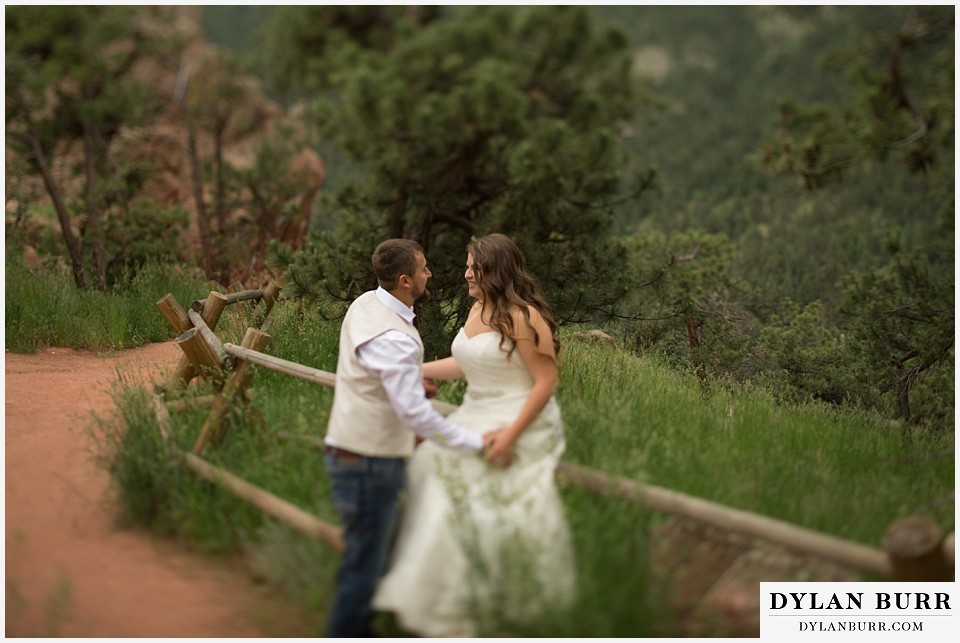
[760, 582, 955, 641]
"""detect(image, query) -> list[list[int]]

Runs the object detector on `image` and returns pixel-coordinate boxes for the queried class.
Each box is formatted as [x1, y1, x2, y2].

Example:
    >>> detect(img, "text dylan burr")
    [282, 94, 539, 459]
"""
[770, 592, 951, 611]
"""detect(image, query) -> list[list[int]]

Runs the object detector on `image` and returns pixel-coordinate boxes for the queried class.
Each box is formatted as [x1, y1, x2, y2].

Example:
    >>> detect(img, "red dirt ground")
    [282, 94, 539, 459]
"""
[4, 342, 317, 637]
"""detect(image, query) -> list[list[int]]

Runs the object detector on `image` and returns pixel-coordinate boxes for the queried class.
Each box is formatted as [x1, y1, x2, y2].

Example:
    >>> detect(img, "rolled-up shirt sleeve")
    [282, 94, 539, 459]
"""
[356, 330, 483, 453]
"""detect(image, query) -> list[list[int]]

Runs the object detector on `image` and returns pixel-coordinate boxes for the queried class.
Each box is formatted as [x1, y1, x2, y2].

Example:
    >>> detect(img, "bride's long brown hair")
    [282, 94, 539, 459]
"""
[467, 233, 560, 359]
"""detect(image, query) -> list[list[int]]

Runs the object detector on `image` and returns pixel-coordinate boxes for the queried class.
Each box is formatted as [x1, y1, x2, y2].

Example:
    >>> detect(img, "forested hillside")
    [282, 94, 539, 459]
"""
[7, 6, 953, 431]
[594, 6, 954, 431]
[228, 5, 951, 430]
[601, 6, 950, 307]
[202, 6, 950, 306]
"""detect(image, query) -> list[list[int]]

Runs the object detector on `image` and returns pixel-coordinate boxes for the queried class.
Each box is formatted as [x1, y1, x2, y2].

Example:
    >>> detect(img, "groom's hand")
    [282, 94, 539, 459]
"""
[422, 377, 438, 399]
[483, 429, 514, 468]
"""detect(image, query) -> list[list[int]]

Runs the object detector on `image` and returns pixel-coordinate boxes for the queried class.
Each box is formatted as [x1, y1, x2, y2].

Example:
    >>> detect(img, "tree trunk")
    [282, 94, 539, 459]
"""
[892, 349, 924, 425]
[184, 107, 214, 280]
[247, 185, 274, 279]
[82, 123, 107, 290]
[213, 122, 228, 284]
[895, 358, 928, 425]
[24, 121, 87, 289]
[896, 372, 912, 424]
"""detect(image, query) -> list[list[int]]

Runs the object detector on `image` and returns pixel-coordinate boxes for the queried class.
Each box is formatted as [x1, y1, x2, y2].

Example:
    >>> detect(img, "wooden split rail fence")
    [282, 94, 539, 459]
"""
[152, 285, 955, 582]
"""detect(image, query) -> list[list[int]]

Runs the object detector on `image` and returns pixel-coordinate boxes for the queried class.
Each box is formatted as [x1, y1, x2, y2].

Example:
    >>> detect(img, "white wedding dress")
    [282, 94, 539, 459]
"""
[373, 328, 576, 637]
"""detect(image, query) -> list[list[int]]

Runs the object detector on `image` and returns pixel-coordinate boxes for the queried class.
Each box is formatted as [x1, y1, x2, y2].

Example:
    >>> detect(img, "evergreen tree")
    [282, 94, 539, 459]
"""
[760, 6, 954, 429]
[838, 221, 954, 428]
[270, 6, 657, 355]
[6, 6, 150, 289]
[762, 7, 954, 188]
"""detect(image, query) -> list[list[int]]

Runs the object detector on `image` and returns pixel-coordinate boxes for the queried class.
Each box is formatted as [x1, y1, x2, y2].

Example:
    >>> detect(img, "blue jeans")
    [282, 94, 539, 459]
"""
[324, 450, 406, 637]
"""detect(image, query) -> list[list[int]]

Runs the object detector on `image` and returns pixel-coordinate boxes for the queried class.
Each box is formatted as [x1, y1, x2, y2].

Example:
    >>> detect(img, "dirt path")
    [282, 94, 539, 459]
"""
[4, 343, 317, 637]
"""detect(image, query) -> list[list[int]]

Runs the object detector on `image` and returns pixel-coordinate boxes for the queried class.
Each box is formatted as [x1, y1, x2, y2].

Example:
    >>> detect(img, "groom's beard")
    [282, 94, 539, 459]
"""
[414, 288, 431, 305]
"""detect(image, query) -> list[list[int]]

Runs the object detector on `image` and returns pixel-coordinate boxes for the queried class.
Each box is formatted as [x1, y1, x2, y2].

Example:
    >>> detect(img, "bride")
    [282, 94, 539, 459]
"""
[373, 233, 576, 637]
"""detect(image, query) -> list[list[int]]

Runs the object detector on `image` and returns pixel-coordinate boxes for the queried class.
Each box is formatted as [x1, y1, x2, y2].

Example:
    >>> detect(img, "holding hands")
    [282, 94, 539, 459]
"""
[422, 377, 438, 399]
[482, 428, 516, 468]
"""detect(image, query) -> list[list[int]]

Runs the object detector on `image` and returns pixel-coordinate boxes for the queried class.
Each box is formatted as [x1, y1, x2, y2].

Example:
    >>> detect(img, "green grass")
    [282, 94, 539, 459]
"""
[93, 302, 953, 637]
[558, 339, 955, 545]
[5, 257, 211, 353]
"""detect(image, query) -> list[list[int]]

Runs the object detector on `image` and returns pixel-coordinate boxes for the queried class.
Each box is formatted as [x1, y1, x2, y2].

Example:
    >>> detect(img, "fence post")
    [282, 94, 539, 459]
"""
[187, 309, 227, 363]
[883, 516, 951, 581]
[176, 328, 225, 385]
[192, 327, 271, 455]
[253, 280, 281, 328]
[156, 294, 192, 335]
[169, 291, 229, 389]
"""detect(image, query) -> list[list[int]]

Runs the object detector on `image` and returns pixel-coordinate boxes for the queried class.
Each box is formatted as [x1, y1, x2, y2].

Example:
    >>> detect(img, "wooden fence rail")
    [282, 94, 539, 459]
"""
[154, 290, 954, 584]
[224, 343, 336, 387]
[556, 462, 894, 577]
[152, 393, 344, 551]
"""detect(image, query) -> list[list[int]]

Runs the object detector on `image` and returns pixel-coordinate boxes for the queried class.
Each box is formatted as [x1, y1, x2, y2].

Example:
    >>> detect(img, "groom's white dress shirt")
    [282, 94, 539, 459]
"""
[325, 287, 482, 456]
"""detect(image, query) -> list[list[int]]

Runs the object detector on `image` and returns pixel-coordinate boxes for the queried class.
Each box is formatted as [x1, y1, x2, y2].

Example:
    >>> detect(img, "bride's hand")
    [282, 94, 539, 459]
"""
[483, 429, 515, 468]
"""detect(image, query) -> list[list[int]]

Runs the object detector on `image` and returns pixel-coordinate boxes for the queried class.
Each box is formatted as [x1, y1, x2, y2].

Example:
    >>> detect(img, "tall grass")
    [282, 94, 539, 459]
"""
[558, 338, 954, 543]
[5, 257, 210, 353]
[99, 306, 954, 636]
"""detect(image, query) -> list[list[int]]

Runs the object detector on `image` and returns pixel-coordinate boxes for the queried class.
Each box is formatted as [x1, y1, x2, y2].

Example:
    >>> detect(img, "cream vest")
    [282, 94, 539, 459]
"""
[325, 290, 423, 457]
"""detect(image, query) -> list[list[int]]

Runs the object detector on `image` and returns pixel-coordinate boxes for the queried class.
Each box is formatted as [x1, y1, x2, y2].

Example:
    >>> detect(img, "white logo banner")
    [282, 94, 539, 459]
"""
[760, 582, 955, 642]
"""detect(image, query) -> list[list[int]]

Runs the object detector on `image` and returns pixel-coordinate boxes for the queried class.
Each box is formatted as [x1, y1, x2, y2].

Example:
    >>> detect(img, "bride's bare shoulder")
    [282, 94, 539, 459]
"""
[509, 304, 553, 350]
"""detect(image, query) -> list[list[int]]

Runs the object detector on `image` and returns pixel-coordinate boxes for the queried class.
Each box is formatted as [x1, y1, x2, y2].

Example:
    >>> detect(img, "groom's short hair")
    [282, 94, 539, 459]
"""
[373, 239, 424, 290]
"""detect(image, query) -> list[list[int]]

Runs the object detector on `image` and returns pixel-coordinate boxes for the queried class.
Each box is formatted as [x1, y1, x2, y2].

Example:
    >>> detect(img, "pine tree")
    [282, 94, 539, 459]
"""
[269, 6, 657, 355]
[6, 6, 149, 289]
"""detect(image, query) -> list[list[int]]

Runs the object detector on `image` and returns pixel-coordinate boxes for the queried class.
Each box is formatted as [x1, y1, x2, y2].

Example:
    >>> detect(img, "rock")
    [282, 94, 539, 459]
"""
[571, 329, 614, 343]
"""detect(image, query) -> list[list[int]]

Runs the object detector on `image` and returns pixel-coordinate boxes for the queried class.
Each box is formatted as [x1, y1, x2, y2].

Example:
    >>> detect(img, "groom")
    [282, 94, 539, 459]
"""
[324, 238, 494, 637]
